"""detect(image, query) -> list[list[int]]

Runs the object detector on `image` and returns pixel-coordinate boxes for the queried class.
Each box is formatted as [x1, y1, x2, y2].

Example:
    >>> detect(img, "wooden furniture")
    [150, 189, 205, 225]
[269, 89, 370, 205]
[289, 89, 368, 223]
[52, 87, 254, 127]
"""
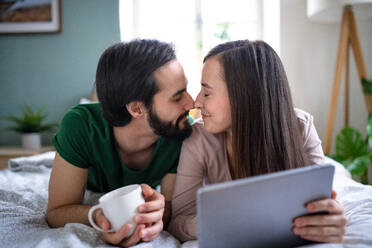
[323, 5, 371, 154]
[0, 146, 54, 170]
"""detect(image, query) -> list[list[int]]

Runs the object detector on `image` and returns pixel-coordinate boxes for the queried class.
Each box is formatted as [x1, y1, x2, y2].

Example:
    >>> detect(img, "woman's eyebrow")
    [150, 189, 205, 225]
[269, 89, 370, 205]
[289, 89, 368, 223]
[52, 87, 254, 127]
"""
[201, 83, 212, 89]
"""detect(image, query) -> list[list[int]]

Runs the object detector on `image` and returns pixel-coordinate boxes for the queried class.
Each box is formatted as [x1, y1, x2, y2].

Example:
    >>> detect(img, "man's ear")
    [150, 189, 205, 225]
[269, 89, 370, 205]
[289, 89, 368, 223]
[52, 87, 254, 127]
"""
[126, 101, 146, 119]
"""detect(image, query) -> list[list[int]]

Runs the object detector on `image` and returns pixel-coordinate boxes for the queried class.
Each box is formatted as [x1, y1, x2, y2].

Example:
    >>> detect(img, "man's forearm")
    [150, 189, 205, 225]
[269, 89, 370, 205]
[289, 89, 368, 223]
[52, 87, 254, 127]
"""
[45, 204, 92, 228]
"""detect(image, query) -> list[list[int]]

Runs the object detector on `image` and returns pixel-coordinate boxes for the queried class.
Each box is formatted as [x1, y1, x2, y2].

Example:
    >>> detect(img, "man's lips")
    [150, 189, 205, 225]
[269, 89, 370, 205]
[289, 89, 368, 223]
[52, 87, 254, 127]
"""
[176, 111, 190, 125]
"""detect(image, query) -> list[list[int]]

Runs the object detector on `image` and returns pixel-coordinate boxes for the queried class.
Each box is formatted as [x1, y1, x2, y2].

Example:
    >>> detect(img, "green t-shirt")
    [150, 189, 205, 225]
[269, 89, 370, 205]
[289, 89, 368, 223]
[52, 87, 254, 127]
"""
[52, 103, 182, 193]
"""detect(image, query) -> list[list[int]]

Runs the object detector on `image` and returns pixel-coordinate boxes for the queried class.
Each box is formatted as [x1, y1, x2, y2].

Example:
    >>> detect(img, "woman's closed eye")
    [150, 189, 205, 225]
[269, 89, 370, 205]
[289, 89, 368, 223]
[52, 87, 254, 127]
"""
[201, 89, 211, 97]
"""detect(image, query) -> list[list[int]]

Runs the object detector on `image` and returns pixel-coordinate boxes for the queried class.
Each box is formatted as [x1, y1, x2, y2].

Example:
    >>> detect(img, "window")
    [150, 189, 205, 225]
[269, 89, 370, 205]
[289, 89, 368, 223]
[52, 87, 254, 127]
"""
[119, 0, 279, 98]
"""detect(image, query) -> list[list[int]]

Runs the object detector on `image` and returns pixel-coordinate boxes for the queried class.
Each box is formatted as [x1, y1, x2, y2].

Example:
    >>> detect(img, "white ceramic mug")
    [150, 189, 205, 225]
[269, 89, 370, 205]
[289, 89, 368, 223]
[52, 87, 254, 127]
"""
[88, 184, 145, 236]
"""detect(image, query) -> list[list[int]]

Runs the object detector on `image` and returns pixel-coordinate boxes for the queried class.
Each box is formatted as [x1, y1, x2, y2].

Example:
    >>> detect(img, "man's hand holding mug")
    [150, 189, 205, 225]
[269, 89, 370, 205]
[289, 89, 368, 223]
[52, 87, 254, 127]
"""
[88, 184, 165, 247]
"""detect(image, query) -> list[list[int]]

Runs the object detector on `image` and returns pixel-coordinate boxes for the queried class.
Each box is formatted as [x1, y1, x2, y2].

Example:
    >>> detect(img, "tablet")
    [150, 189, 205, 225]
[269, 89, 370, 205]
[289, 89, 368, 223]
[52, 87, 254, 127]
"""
[197, 164, 334, 248]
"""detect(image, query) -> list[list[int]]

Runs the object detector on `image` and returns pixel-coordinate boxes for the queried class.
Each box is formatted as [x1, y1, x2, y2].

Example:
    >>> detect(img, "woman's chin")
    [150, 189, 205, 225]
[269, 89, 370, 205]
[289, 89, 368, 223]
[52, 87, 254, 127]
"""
[202, 122, 222, 134]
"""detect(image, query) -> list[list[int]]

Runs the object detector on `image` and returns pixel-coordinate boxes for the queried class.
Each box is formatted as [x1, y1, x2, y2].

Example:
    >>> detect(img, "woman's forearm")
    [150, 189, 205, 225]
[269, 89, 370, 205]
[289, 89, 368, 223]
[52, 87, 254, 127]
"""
[168, 214, 198, 242]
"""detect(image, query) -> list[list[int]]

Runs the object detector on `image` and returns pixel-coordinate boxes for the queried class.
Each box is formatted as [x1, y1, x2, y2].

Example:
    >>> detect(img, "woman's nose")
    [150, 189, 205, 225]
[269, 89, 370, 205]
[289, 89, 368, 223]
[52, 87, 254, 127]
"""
[194, 93, 203, 109]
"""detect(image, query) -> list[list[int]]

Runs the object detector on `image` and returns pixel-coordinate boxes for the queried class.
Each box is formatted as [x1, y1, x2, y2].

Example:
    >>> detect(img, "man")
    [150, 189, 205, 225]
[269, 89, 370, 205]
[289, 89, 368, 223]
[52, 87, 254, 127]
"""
[46, 39, 194, 247]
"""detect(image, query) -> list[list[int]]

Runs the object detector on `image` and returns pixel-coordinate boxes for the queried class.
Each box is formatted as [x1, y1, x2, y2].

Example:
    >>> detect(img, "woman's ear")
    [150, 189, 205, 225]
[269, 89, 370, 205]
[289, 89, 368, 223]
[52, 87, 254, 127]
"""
[126, 101, 146, 119]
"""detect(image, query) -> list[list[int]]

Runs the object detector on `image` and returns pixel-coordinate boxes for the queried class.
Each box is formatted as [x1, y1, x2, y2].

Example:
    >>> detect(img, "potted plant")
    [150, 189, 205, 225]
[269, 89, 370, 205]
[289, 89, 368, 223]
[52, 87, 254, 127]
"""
[2, 104, 58, 150]
[331, 125, 371, 184]
[331, 78, 372, 184]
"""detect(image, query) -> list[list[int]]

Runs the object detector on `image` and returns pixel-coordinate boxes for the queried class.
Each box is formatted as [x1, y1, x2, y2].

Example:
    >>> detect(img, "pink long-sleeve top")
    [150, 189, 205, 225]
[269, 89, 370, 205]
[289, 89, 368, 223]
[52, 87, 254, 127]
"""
[168, 108, 325, 242]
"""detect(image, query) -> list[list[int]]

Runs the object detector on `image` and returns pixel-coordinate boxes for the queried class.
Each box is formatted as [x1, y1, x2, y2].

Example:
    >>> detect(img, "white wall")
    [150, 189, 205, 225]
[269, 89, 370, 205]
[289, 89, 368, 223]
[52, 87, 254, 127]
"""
[280, 0, 372, 154]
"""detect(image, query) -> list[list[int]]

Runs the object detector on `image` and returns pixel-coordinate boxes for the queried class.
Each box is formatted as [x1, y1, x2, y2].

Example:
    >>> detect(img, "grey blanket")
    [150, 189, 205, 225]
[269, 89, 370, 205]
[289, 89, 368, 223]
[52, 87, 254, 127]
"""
[1, 154, 372, 248]
[0, 166, 181, 248]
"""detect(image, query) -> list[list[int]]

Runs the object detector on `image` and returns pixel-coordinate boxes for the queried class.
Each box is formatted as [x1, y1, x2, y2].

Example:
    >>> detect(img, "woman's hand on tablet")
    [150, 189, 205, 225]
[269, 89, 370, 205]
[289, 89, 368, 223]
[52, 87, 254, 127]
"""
[293, 190, 348, 243]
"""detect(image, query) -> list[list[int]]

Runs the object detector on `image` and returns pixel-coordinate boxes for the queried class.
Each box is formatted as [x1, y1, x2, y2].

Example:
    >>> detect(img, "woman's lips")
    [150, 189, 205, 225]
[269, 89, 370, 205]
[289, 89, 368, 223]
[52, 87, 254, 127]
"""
[201, 113, 210, 118]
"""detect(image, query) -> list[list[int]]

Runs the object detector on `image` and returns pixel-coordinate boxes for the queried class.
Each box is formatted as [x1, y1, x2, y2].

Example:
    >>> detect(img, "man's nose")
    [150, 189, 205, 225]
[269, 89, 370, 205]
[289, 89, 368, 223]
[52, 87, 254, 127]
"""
[184, 93, 195, 110]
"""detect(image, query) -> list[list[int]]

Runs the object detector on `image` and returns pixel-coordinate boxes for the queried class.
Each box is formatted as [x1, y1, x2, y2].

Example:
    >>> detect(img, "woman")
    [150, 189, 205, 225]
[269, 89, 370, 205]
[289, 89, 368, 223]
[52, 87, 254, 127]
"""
[168, 40, 347, 243]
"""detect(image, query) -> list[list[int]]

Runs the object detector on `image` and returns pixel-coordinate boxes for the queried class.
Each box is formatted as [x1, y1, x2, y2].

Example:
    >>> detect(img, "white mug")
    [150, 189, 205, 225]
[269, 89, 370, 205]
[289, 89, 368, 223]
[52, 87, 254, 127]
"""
[88, 184, 145, 236]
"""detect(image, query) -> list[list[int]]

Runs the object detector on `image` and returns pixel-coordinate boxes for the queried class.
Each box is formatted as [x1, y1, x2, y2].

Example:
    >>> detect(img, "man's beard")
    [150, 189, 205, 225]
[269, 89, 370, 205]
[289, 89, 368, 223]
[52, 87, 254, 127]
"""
[148, 107, 192, 141]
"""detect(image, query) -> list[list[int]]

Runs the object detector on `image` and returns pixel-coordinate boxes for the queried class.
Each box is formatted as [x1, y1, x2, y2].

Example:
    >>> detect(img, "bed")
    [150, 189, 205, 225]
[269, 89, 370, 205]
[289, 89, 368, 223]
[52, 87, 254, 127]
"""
[0, 153, 371, 248]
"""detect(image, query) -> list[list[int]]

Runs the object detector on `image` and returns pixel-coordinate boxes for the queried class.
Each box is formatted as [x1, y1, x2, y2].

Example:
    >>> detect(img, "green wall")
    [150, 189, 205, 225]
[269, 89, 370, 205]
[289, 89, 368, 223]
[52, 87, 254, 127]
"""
[0, 0, 120, 146]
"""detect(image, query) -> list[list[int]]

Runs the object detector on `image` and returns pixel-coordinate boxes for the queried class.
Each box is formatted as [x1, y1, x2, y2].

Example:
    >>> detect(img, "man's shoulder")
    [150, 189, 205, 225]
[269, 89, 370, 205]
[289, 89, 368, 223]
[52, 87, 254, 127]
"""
[63, 103, 104, 126]
[67, 103, 101, 118]
[56, 103, 109, 145]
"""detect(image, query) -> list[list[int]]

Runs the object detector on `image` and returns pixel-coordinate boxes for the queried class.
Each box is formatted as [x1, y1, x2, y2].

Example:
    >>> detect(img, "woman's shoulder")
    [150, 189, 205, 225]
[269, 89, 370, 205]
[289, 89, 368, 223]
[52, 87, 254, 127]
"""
[294, 108, 314, 124]
[183, 120, 225, 152]
[294, 108, 320, 144]
[180, 121, 229, 179]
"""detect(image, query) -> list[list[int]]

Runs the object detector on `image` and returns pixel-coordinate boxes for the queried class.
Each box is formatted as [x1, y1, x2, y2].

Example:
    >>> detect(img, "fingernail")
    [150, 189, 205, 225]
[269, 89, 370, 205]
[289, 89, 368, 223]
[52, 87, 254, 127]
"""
[139, 206, 146, 212]
[295, 219, 303, 226]
[141, 230, 147, 237]
[293, 228, 300, 235]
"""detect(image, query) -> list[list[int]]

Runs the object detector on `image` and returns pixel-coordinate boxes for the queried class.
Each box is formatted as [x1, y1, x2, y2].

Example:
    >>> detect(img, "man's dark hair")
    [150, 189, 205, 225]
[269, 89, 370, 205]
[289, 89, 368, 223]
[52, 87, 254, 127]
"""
[96, 39, 176, 126]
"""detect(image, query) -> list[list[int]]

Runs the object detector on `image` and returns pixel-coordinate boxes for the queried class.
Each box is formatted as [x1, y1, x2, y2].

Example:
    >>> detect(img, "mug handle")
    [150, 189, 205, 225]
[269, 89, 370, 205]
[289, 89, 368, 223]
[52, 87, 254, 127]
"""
[88, 205, 114, 232]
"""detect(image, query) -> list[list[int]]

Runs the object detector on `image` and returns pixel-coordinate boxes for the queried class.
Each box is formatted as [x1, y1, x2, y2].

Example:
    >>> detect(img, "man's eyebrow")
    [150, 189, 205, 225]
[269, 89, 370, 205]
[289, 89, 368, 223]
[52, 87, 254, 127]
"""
[172, 88, 186, 97]
[201, 83, 212, 89]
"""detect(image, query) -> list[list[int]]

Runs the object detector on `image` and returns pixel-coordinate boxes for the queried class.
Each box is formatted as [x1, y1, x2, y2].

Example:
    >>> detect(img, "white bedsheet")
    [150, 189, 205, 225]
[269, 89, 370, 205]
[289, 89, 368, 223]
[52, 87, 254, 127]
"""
[0, 155, 371, 248]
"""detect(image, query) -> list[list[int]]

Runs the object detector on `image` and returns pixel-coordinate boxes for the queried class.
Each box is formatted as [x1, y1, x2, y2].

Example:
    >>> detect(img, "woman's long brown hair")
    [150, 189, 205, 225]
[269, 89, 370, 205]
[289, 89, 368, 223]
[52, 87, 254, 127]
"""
[204, 40, 307, 179]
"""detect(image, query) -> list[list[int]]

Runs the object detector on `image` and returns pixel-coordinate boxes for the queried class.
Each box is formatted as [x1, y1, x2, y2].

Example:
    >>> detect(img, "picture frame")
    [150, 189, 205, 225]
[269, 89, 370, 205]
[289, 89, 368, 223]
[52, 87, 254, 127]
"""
[0, 0, 61, 34]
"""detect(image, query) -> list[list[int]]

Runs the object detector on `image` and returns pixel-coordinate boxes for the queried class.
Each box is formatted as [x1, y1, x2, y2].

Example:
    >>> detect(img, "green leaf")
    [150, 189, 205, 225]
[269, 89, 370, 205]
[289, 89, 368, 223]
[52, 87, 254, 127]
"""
[329, 153, 342, 163]
[367, 115, 372, 137]
[369, 136, 372, 149]
[366, 116, 372, 149]
[368, 113, 372, 122]
[0, 104, 58, 133]
[362, 78, 372, 95]
[38, 122, 59, 132]
[214, 22, 231, 41]
[342, 155, 370, 178]
[335, 127, 368, 161]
